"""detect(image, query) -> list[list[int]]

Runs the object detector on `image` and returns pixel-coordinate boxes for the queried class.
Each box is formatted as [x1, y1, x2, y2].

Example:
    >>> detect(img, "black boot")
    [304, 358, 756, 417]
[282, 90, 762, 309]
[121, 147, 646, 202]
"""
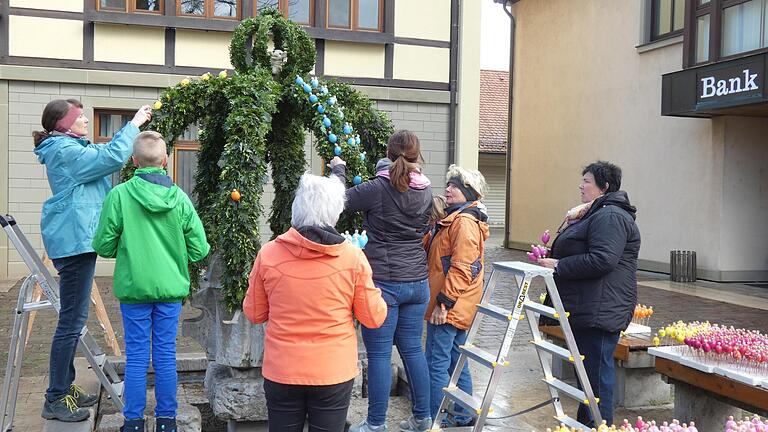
[156, 417, 176, 432]
[120, 418, 145, 432]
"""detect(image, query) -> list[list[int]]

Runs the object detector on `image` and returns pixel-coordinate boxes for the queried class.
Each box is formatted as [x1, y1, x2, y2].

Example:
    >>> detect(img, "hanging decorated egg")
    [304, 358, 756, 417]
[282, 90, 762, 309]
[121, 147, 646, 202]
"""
[334, 146, 342, 156]
[353, 175, 362, 185]
[347, 137, 355, 146]
[309, 94, 318, 103]
[343, 124, 353, 134]
[328, 96, 336, 106]
[295, 76, 304, 85]
[328, 133, 338, 144]
[359, 152, 366, 161]
[355, 135, 361, 145]
[320, 86, 329, 95]
[230, 189, 241, 202]
[322, 117, 332, 128]
[310, 77, 319, 88]
[317, 105, 325, 114]
[302, 83, 312, 93]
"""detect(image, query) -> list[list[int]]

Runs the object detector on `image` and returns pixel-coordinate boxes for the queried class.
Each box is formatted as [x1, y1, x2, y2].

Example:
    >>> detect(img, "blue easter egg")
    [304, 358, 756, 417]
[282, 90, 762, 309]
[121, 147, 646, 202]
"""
[322, 117, 331, 128]
[353, 175, 362, 185]
[339, 111, 344, 119]
[359, 153, 365, 161]
[310, 78, 319, 88]
[309, 94, 318, 103]
[343, 124, 352, 134]
[334, 146, 342, 156]
[329, 133, 338, 143]
[321, 86, 329, 95]
[295, 76, 304, 85]
[302, 83, 311, 93]
[355, 136, 361, 145]
[347, 137, 355, 145]
[317, 105, 325, 114]
[328, 97, 336, 106]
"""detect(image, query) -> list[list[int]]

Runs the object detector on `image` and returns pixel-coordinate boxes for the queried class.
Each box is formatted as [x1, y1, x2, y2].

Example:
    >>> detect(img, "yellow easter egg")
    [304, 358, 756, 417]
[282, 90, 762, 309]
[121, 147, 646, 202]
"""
[180, 78, 190, 86]
[152, 100, 162, 110]
[219, 70, 228, 78]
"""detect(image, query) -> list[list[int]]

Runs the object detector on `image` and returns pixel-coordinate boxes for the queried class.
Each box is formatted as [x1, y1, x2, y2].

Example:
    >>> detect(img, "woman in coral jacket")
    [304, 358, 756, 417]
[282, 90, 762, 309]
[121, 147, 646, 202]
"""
[423, 165, 490, 428]
[243, 173, 387, 432]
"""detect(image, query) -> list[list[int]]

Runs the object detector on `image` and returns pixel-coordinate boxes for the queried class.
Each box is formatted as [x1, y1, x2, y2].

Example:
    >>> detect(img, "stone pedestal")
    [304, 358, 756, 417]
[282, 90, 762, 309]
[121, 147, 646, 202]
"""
[673, 382, 742, 432]
[181, 255, 269, 425]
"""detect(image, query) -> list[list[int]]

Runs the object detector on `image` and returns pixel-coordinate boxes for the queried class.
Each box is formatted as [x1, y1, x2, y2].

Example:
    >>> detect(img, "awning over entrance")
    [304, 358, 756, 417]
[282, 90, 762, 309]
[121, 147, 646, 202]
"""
[662, 51, 768, 117]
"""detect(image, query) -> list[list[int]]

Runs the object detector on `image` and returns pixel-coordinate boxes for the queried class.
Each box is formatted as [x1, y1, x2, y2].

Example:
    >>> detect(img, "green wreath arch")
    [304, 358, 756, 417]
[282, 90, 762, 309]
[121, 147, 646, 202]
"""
[138, 8, 393, 310]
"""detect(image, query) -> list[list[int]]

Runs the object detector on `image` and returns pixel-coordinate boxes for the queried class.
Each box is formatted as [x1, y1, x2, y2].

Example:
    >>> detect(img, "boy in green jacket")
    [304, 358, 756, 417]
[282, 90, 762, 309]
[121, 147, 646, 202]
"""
[93, 131, 210, 432]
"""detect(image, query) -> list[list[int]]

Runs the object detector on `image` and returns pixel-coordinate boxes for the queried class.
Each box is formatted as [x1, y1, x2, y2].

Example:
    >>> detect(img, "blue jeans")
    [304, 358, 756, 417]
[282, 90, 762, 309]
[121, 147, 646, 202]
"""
[361, 279, 430, 426]
[426, 323, 473, 425]
[47, 252, 97, 402]
[120, 302, 182, 420]
[573, 327, 619, 427]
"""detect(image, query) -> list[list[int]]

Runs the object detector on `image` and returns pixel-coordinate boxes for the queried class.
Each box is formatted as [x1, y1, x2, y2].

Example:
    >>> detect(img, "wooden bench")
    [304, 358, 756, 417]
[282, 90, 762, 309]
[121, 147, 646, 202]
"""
[539, 325, 673, 408]
[655, 356, 768, 432]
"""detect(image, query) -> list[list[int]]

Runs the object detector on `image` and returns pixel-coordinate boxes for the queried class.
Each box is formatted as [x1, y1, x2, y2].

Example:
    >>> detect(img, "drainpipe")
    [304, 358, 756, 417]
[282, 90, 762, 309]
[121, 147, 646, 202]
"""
[448, 0, 460, 164]
[500, 0, 516, 249]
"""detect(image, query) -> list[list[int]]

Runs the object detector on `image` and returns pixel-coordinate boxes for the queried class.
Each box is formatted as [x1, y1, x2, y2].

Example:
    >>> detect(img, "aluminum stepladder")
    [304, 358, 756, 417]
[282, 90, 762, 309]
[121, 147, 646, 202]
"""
[0, 214, 124, 432]
[431, 261, 602, 431]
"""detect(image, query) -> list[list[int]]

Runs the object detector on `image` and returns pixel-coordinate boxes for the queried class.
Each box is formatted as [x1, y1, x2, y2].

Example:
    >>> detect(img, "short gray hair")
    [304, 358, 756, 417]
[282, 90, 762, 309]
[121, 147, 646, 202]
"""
[446, 164, 488, 200]
[291, 173, 346, 228]
[133, 131, 166, 168]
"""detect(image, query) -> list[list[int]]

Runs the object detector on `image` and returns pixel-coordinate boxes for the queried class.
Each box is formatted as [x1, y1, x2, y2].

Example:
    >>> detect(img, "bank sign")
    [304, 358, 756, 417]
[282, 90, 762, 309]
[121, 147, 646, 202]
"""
[696, 60, 764, 106]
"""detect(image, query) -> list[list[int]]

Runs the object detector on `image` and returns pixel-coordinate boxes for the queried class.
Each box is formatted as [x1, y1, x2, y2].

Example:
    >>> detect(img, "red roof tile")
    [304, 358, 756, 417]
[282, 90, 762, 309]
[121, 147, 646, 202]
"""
[479, 70, 509, 154]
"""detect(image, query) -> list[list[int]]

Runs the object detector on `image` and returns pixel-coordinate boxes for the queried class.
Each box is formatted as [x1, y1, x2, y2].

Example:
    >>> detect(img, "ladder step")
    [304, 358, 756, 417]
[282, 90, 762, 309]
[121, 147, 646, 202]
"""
[21, 300, 53, 312]
[555, 414, 591, 431]
[443, 386, 486, 416]
[543, 378, 598, 406]
[531, 339, 583, 363]
[109, 381, 125, 399]
[460, 344, 506, 368]
[523, 301, 566, 320]
[476, 303, 513, 321]
[92, 353, 107, 369]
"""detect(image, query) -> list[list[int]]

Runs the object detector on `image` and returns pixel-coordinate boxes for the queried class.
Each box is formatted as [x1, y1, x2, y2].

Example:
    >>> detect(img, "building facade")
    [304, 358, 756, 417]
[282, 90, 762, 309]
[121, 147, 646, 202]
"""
[507, 0, 767, 282]
[478, 69, 508, 228]
[0, 0, 482, 278]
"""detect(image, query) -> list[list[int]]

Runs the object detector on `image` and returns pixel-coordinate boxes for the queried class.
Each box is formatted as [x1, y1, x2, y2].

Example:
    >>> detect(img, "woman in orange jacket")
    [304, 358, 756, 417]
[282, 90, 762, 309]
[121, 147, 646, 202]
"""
[423, 165, 490, 428]
[243, 173, 387, 432]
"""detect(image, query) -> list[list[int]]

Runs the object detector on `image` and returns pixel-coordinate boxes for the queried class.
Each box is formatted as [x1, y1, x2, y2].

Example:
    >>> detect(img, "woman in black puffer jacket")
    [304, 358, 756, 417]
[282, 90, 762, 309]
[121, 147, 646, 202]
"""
[538, 161, 641, 428]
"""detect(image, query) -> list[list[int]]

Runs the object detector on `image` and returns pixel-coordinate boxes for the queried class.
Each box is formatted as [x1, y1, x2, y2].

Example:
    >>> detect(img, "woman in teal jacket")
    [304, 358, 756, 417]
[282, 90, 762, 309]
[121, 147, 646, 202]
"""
[32, 99, 152, 422]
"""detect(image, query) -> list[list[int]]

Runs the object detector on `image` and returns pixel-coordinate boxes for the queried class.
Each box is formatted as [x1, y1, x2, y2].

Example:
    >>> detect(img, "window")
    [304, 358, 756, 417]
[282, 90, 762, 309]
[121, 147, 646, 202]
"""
[327, 0, 382, 31]
[93, 109, 199, 199]
[178, 0, 240, 19]
[98, 0, 163, 12]
[94, 110, 134, 187]
[651, 0, 685, 40]
[172, 125, 200, 203]
[256, 0, 314, 26]
[687, 0, 768, 66]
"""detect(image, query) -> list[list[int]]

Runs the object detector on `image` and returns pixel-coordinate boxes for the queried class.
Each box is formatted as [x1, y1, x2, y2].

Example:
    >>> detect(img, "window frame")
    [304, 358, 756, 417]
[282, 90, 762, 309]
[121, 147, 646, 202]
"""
[650, 0, 686, 41]
[177, 0, 242, 20]
[684, 0, 768, 67]
[96, 0, 165, 14]
[172, 141, 201, 201]
[254, 0, 316, 26]
[326, 0, 383, 32]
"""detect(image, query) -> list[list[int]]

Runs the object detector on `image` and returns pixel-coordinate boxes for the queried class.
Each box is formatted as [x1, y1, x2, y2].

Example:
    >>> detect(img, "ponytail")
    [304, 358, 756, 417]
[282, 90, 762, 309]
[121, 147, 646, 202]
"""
[389, 155, 418, 193]
[33, 131, 51, 148]
[386, 130, 422, 193]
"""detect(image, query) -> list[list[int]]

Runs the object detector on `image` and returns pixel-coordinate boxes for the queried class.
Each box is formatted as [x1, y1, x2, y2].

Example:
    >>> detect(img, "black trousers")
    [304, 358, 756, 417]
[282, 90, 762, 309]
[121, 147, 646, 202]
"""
[264, 378, 354, 432]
